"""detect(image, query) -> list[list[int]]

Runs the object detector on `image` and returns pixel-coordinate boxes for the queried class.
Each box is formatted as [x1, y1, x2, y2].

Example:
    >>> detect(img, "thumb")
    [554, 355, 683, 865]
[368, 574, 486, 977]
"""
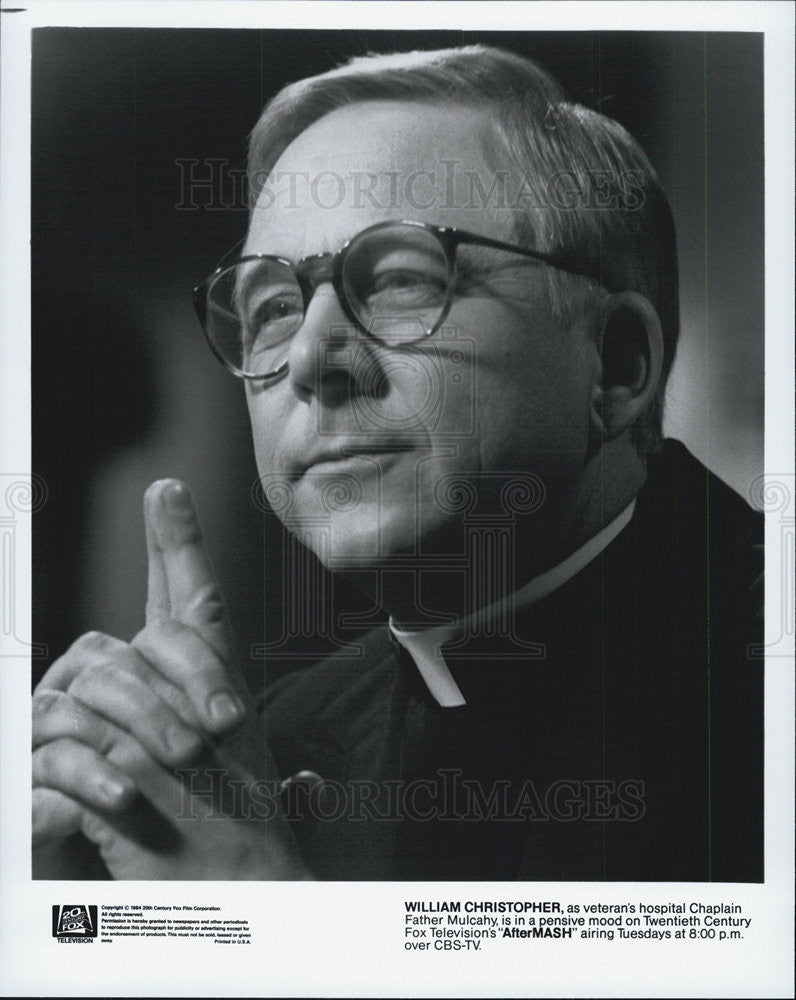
[143, 479, 234, 664]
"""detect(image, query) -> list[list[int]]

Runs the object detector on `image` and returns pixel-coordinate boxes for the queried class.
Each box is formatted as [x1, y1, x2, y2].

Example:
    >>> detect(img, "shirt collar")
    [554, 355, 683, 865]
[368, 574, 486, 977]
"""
[389, 500, 636, 708]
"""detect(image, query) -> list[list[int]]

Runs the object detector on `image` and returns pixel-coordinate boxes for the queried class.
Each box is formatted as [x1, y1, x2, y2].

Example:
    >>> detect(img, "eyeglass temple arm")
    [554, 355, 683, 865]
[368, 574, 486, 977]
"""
[450, 229, 605, 287]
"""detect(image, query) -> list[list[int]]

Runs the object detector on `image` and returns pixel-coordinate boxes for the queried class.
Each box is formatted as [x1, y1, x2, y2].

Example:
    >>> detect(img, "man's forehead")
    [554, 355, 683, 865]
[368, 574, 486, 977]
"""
[276, 100, 495, 172]
[246, 100, 525, 253]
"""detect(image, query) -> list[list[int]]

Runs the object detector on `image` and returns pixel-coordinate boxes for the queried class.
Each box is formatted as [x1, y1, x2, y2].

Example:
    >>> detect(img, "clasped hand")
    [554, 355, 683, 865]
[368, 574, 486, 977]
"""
[32, 480, 309, 880]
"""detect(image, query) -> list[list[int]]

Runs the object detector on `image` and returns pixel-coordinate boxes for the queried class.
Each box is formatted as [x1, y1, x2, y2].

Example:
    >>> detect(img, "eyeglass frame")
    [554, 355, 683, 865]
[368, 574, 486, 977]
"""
[192, 218, 606, 382]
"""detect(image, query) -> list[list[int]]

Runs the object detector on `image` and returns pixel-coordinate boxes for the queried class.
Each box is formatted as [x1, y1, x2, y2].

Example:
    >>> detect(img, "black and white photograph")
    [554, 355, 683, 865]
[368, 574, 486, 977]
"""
[30, 23, 766, 883]
[1, 2, 793, 997]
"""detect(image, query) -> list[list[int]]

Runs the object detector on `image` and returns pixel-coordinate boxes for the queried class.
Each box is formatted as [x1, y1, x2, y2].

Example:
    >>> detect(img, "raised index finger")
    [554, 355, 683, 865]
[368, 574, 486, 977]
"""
[143, 479, 234, 663]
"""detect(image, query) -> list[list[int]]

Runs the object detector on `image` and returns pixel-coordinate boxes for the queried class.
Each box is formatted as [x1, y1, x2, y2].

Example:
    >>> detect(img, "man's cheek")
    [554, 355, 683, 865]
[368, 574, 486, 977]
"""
[249, 420, 284, 479]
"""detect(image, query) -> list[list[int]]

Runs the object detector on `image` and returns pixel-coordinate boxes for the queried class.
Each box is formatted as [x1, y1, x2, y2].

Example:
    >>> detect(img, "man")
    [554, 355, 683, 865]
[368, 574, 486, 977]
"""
[32, 46, 762, 880]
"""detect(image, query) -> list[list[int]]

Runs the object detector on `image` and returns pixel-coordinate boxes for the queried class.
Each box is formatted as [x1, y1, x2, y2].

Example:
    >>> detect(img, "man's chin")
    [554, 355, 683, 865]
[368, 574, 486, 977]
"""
[302, 513, 409, 571]
[301, 511, 479, 585]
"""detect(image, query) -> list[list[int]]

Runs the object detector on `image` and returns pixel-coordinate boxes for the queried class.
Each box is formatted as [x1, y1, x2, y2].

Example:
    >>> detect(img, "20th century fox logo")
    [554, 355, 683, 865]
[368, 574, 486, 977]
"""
[51, 905, 98, 942]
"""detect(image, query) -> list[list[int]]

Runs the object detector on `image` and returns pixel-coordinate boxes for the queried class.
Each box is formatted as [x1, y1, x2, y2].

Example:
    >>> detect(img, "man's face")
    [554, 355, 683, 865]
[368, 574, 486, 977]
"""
[244, 101, 597, 571]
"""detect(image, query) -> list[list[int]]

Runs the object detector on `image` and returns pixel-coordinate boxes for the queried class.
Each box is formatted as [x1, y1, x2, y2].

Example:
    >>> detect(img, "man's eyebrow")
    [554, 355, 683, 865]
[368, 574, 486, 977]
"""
[455, 242, 542, 278]
[231, 262, 279, 315]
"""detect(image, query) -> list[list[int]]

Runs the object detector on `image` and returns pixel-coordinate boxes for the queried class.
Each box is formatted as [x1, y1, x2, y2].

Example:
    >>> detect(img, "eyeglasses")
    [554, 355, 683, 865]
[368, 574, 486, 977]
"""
[192, 219, 604, 382]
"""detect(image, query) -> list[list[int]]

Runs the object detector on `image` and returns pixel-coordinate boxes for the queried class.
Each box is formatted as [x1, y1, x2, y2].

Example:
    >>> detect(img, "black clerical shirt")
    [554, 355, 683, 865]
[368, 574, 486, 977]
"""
[266, 441, 764, 882]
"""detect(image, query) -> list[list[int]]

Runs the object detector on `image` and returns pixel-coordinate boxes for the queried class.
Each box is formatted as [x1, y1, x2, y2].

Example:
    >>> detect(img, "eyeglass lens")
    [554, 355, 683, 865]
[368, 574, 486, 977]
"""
[204, 223, 450, 377]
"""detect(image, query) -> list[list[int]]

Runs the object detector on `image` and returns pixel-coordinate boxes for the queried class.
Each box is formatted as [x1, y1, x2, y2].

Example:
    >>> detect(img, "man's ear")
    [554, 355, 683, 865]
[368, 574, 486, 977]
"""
[590, 291, 664, 442]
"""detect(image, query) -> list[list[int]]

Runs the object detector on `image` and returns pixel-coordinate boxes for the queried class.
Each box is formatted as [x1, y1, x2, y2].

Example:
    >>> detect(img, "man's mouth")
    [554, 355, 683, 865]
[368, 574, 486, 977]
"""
[285, 439, 418, 479]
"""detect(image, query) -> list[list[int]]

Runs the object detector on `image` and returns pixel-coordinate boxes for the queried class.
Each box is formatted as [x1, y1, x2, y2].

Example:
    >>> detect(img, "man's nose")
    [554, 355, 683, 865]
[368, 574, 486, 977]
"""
[286, 284, 373, 405]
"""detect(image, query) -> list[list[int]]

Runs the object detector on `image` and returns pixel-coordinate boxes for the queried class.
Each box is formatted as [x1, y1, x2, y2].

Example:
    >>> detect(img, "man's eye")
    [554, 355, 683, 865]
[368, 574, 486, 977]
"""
[363, 269, 446, 308]
[245, 295, 302, 339]
[263, 298, 300, 322]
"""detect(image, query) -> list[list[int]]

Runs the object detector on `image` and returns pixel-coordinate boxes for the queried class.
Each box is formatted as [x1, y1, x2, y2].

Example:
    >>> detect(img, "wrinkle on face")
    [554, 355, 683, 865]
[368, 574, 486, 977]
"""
[244, 100, 595, 569]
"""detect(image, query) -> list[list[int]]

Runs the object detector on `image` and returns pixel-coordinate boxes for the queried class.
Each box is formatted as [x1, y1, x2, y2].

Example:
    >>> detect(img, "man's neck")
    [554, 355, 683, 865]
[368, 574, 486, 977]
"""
[355, 442, 647, 628]
[389, 498, 636, 631]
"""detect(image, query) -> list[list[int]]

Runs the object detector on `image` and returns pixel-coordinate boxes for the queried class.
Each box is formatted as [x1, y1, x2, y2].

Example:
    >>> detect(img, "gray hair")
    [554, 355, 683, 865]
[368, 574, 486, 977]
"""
[247, 45, 679, 454]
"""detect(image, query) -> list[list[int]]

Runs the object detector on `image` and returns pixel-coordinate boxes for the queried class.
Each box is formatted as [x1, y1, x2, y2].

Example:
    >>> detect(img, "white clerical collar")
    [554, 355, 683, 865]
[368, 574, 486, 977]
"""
[389, 500, 636, 708]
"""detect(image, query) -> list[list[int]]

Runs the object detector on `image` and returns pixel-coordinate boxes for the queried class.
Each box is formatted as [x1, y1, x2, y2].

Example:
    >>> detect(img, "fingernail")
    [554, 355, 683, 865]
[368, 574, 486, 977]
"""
[207, 691, 244, 727]
[97, 777, 129, 803]
[165, 725, 203, 760]
[165, 481, 190, 512]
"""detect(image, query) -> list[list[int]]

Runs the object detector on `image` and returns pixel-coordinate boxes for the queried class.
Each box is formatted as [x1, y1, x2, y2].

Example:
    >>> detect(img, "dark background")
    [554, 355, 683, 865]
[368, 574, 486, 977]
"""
[32, 29, 764, 690]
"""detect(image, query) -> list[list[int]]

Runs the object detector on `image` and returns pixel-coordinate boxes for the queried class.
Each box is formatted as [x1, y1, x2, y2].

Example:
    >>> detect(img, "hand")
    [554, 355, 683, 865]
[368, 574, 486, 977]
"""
[32, 479, 310, 879]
